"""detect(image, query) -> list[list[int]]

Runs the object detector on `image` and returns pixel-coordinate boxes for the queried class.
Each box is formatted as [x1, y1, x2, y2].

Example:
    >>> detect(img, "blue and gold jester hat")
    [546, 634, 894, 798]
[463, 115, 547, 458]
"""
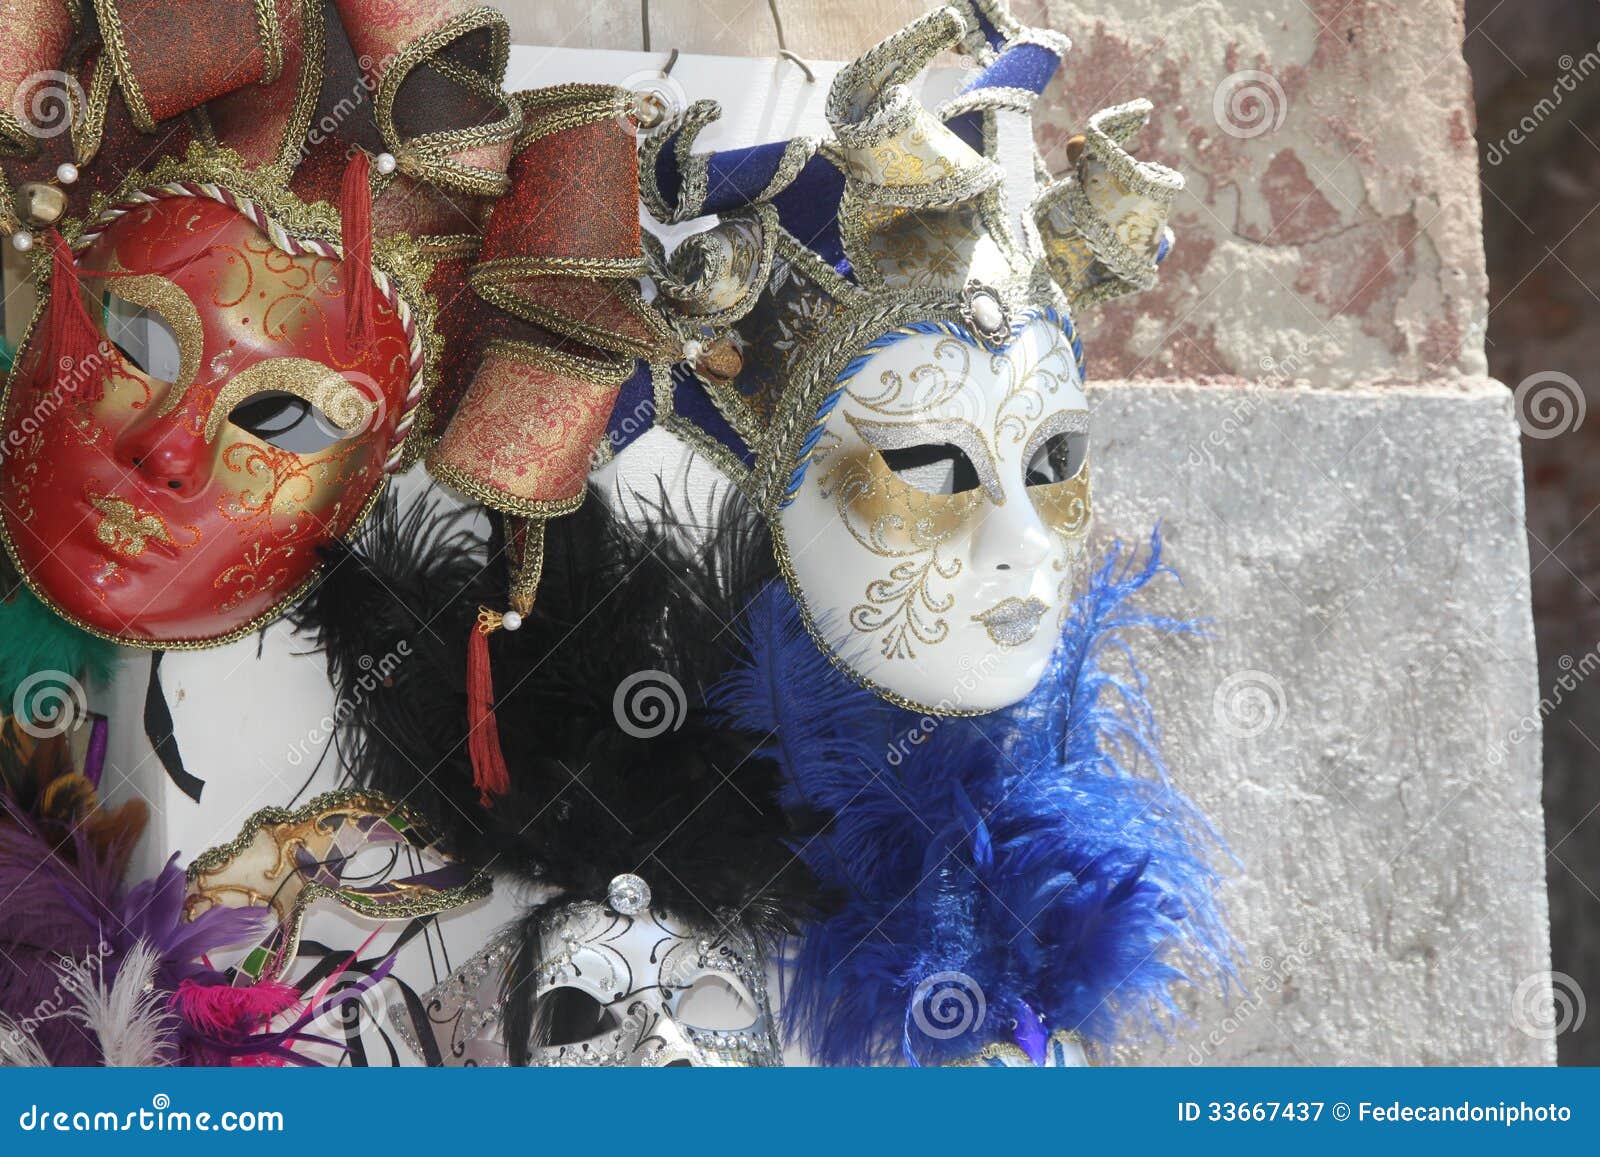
[609, 0, 1184, 514]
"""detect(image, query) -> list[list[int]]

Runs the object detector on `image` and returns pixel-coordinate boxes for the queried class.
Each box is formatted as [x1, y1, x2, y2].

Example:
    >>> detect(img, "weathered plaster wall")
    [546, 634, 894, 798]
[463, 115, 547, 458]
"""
[1094, 379, 1547, 1065]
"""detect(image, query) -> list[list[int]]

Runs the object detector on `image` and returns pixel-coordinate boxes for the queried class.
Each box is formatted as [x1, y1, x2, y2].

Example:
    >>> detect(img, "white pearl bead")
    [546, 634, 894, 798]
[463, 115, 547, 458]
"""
[55, 162, 78, 185]
[10, 230, 33, 253]
[501, 610, 522, 632]
[970, 293, 1004, 333]
[681, 339, 704, 362]
[375, 152, 397, 175]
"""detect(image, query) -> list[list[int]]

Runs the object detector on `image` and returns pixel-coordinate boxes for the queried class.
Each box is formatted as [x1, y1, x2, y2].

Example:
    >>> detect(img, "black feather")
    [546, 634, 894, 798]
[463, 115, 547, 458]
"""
[291, 483, 818, 929]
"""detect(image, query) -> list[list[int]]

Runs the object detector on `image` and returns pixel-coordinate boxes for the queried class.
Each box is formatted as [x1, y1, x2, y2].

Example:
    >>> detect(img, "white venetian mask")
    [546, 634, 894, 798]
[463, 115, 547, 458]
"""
[776, 308, 1091, 714]
[528, 877, 780, 1067]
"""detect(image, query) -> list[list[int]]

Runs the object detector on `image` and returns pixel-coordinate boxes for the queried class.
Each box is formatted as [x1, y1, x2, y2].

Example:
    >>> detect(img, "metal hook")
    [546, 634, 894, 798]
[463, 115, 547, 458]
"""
[777, 49, 816, 84]
[768, 0, 817, 83]
[646, 0, 812, 85]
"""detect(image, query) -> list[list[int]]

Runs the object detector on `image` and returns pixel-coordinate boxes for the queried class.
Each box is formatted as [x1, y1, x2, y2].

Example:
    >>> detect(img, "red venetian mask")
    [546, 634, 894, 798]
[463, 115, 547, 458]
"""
[0, 182, 424, 645]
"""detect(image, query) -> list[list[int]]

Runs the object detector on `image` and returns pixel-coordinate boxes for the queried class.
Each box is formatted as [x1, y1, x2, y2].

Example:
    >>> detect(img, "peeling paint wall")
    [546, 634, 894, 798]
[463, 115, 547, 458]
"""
[1031, 0, 1489, 384]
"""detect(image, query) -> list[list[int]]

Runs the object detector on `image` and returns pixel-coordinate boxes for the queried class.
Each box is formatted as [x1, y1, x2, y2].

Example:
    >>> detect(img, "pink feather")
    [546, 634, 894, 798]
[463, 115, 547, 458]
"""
[171, 978, 301, 1036]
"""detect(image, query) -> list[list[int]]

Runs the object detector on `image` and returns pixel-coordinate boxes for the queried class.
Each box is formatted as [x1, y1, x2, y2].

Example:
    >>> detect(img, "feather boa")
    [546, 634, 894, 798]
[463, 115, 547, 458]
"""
[713, 531, 1237, 1065]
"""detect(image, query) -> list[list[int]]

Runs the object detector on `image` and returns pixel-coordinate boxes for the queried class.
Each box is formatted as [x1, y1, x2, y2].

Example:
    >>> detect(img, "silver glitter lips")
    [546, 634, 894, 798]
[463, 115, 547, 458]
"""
[971, 596, 1049, 646]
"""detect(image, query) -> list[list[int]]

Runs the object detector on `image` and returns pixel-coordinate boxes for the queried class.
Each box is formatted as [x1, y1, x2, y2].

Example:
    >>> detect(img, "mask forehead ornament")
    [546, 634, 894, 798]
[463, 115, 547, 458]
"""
[633, 1, 1182, 714]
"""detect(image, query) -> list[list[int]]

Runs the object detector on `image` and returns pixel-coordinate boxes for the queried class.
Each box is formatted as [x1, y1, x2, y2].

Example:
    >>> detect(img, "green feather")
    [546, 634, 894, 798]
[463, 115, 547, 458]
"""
[0, 588, 120, 723]
[0, 336, 13, 374]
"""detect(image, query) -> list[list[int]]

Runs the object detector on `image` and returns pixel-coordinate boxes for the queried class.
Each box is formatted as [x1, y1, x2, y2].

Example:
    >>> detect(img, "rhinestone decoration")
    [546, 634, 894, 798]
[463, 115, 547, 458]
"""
[607, 872, 652, 915]
[962, 281, 1012, 348]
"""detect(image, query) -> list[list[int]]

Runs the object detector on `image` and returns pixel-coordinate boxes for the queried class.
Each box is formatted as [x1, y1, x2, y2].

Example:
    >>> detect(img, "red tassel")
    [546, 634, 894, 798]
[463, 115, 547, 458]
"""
[340, 150, 377, 354]
[44, 230, 104, 388]
[467, 610, 512, 808]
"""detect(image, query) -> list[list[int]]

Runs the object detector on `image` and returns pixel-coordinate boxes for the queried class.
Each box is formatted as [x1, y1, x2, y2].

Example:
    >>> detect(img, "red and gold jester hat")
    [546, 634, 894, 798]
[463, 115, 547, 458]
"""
[424, 84, 680, 616]
[0, 0, 520, 647]
[418, 83, 681, 803]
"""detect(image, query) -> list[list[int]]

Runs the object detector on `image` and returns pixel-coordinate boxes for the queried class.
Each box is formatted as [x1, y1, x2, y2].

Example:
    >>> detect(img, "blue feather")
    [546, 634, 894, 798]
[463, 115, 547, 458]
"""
[712, 531, 1237, 1065]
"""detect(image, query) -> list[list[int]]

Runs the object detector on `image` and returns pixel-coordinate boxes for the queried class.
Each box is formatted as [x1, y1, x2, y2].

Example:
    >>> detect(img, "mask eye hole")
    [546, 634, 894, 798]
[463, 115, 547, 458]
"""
[1026, 431, 1088, 487]
[880, 443, 983, 495]
[228, 391, 351, 454]
[103, 293, 181, 384]
[537, 985, 620, 1047]
[673, 974, 759, 1032]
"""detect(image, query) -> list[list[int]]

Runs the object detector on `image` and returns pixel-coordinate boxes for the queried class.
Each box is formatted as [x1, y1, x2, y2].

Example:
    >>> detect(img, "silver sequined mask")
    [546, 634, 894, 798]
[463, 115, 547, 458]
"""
[530, 891, 780, 1067]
